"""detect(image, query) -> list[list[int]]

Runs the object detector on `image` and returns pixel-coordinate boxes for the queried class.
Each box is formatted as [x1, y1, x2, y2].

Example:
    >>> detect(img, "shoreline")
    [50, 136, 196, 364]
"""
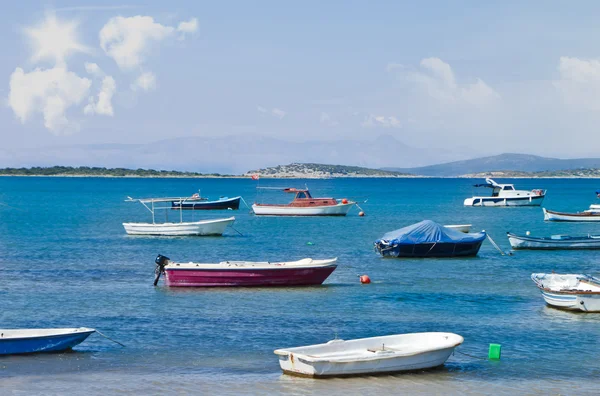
[2, 174, 600, 179]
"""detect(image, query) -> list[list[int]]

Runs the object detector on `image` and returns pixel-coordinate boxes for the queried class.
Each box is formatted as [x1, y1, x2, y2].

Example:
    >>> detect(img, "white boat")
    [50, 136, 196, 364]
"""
[508, 232, 600, 249]
[543, 206, 600, 222]
[464, 178, 545, 207]
[444, 224, 471, 233]
[123, 217, 235, 236]
[531, 273, 600, 312]
[274, 332, 463, 378]
[252, 187, 355, 216]
[0, 328, 95, 355]
[124, 196, 235, 236]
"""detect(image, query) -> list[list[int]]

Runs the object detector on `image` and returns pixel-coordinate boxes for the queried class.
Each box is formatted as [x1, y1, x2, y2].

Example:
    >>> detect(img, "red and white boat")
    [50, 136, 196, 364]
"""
[153, 255, 338, 287]
[252, 188, 355, 216]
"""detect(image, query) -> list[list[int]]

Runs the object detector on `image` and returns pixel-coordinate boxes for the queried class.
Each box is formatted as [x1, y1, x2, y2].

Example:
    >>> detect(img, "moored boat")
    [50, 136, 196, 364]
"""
[531, 273, 600, 312]
[153, 255, 337, 287]
[252, 188, 355, 216]
[508, 232, 600, 249]
[274, 332, 464, 378]
[124, 196, 235, 236]
[171, 194, 241, 210]
[374, 220, 486, 258]
[464, 178, 545, 207]
[444, 224, 472, 233]
[0, 328, 95, 355]
[543, 207, 600, 222]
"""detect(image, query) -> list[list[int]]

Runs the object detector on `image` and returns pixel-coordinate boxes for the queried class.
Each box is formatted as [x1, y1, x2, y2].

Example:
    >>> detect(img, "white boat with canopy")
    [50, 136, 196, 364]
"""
[123, 196, 235, 236]
[464, 178, 545, 207]
[531, 273, 600, 312]
[274, 332, 463, 378]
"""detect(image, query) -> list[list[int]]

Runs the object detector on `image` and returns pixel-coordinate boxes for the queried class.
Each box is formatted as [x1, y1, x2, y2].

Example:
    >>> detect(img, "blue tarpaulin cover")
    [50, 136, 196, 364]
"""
[376, 220, 486, 245]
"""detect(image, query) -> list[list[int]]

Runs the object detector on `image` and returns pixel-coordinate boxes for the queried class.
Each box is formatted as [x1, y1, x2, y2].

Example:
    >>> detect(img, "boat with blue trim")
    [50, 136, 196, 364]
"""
[464, 178, 545, 207]
[0, 327, 95, 355]
[508, 232, 600, 249]
[171, 193, 241, 210]
[531, 273, 600, 312]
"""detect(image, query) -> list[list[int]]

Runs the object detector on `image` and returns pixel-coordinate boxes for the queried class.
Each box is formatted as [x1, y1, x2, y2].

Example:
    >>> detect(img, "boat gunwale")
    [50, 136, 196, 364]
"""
[165, 258, 338, 271]
[0, 328, 95, 341]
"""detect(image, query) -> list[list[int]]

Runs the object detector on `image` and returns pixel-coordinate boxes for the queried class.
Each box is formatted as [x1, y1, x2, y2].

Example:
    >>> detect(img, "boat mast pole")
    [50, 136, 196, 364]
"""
[152, 200, 155, 224]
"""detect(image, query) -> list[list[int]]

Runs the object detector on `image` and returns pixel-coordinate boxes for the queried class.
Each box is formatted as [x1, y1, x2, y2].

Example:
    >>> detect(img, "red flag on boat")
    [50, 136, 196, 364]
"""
[251, 174, 260, 180]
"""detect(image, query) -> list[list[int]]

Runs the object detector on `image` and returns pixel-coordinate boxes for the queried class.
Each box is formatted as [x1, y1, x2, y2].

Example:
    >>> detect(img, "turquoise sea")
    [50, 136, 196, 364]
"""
[1, 177, 600, 395]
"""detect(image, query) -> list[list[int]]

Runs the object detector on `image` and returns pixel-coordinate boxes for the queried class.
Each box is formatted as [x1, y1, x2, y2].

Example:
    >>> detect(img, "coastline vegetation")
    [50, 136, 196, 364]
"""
[0, 166, 230, 177]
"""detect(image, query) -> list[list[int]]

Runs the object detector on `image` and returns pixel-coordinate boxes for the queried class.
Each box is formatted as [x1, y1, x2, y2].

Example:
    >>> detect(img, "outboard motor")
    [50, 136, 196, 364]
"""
[154, 254, 170, 286]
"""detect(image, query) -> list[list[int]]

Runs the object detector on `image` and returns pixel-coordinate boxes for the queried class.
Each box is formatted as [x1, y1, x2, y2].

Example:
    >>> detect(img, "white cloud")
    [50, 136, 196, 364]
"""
[177, 18, 198, 34]
[257, 106, 286, 119]
[131, 71, 156, 92]
[84, 62, 104, 77]
[84, 76, 116, 116]
[553, 56, 600, 111]
[391, 57, 500, 107]
[361, 114, 401, 128]
[25, 13, 90, 66]
[320, 112, 339, 126]
[8, 67, 91, 133]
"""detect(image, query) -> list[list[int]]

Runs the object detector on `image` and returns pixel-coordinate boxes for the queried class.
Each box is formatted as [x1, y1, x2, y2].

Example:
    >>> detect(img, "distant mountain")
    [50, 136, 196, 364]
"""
[0, 134, 472, 174]
[384, 153, 600, 176]
[246, 163, 411, 178]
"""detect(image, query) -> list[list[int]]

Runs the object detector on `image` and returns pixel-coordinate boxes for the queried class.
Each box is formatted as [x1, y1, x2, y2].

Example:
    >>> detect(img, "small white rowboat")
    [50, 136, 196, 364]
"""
[531, 273, 600, 312]
[123, 217, 235, 236]
[543, 207, 600, 222]
[508, 232, 600, 249]
[274, 332, 463, 378]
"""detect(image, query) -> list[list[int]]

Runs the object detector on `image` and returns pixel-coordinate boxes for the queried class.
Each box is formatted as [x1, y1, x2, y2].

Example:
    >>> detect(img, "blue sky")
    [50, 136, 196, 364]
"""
[3, 1, 600, 169]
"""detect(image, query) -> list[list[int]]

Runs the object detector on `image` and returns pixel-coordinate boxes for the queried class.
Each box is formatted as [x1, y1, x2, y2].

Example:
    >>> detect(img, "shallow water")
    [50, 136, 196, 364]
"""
[1, 177, 600, 394]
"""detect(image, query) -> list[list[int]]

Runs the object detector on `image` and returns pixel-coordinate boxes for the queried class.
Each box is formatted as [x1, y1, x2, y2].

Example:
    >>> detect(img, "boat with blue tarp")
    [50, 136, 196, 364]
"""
[374, 220, 486, 258]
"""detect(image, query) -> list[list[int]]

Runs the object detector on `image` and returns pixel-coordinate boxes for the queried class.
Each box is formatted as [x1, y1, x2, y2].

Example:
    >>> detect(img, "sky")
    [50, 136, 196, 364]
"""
[3, 1, 600, 170]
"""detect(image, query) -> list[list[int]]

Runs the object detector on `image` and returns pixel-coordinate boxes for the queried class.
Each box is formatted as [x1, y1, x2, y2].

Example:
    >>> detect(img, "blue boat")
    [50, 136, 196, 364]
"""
[0, 328, 95, 355]
[171, 195, 242, 210]
[374, 220, 487, 258]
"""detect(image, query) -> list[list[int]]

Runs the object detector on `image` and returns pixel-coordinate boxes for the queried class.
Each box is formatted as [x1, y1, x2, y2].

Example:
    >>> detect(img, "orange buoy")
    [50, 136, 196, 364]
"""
[341, 198, 348, 204]
[359, 275, 371, 284]
[358, 211, 365, 217]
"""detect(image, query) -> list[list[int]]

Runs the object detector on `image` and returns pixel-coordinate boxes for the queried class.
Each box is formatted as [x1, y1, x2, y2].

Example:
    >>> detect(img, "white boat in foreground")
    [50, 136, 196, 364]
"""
[464, 178, 545, 207]
[531, 273, 600, 312]
[543, 206, 600, 222]
[508, 232, 600, 249]
[124, 196, 235, 236]
[123, 217, 235, 236]
[274, 332, 463, 378]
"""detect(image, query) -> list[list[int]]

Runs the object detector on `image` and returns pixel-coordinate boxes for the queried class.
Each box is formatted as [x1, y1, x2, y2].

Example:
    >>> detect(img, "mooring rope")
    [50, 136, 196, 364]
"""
[454, 349, 488, 360]
[484, 232, 506, 256]
[95, 330, 126, 347]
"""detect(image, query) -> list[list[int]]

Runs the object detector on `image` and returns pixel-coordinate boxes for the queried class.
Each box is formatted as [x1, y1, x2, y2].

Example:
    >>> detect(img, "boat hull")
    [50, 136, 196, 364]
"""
[508, 233, 600, 250]
[275, 332, 463, 378]
[543, 208, 600, 222]
[540, 291, 600, 312]
[376, 241, 484, 258]
[123, 217, 235, 236]
[252, 202, 354, 216]
[0, 328, 95, 355]
[164, 264, 337, 287]
[464, 195, 545, 207]
[171, 197, 241, 210]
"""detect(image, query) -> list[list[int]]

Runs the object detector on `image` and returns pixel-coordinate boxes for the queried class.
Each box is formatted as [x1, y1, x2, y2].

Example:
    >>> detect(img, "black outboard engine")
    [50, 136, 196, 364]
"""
[154, 254, 170, 286]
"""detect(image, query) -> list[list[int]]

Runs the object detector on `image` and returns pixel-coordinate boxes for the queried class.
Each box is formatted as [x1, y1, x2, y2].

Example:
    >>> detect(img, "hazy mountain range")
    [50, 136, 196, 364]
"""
[384, 153, 600, 176]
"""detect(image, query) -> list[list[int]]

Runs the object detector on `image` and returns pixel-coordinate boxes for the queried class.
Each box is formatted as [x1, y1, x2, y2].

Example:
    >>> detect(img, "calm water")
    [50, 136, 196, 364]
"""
[1, 177, 600, 395]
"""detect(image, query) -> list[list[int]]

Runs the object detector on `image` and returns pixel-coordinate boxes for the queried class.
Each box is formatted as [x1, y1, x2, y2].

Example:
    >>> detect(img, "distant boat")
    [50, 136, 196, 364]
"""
[0, 328, 95, 355]
[171, 193, 241, 210]
[508, 232, 600, 249]
[124, 196, 235, 236]
[374, 220, 486, 258]
[274, 332, 464, 378]
[531, 273, 600, 312]
[464, 178, 546, 207]
[252, 187, 355, 216]
[153, 254, 337, 287]
[543, 205, 600, 222]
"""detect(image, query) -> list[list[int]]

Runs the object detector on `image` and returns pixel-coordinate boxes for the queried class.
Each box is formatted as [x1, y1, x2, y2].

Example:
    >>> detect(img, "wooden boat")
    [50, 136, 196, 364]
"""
[252, 188, 355, 216]
[171, 194, 241, 210]
[464, 178, 545, 207]
[274, 332, 463, 378]
[531, 273, 600, 312]
[508, 232, 600, 249]
[543, 207, 600, 222]
[375, 220, 486, 258]
[124, 196, 235, 236]
[153, 255, 337, 287]
[0, 328, 95, 355]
